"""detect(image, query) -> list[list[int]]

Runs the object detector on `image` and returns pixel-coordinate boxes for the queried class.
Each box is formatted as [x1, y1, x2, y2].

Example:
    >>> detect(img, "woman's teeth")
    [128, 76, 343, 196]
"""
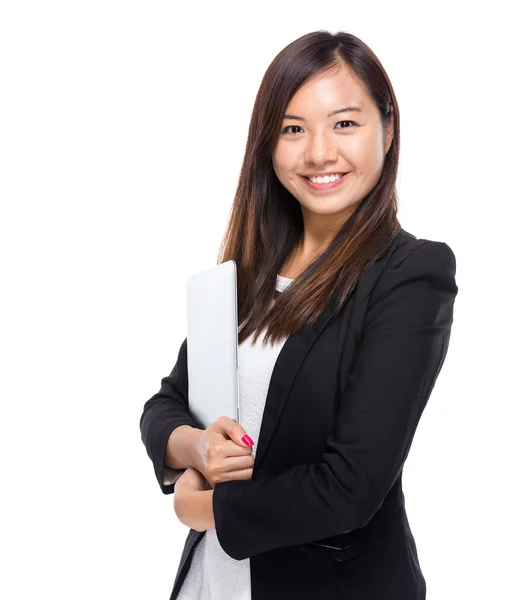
[307, 173, 344, 184]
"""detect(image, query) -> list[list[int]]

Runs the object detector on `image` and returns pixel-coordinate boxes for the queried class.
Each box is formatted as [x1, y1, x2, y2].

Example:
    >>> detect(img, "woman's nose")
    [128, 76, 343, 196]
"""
[304, 133, 338, 165]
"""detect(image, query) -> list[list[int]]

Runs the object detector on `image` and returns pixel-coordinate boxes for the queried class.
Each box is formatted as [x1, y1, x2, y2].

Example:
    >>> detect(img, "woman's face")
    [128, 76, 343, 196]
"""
[272, 64, 393, 230]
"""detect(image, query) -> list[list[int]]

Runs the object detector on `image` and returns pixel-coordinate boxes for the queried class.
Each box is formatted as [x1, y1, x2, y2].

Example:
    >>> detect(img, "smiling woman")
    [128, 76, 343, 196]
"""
[274, 71, 392, 218]
[140, 29, 457, 600]
[221, 31, 401, 350]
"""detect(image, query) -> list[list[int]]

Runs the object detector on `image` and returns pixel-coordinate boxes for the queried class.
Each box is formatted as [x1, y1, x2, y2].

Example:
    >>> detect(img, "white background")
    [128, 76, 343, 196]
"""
[1, 1, 516, 599]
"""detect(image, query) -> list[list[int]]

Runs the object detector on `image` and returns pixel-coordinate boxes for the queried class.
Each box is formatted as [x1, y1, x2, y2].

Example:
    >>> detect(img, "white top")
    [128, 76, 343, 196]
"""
[176, 273, 294, 600]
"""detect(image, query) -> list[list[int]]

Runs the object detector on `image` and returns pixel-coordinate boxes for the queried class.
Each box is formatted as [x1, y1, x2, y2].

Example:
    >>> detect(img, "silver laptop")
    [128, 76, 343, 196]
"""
[186, 260, 240, 429]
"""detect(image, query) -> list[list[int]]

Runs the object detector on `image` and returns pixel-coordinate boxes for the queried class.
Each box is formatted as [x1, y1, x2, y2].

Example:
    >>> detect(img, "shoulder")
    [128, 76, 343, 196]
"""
[361, 228, 459, 333]
[387, 227, 456, 272]
[364, 227, 458, 308]
[354, 228, 457, 306]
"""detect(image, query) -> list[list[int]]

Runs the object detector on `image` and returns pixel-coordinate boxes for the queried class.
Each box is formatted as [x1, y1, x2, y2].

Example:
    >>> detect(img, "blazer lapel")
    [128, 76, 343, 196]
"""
[252, 299, 337, 474]
[252, 251, 392, 475]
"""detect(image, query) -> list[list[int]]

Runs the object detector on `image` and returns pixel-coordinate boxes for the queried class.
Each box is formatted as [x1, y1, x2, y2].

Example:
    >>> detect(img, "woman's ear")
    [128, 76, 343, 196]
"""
[384, 105, 394, 155]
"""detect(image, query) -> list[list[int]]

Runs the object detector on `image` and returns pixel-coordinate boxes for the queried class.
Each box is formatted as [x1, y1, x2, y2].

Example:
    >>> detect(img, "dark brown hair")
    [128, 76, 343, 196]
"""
[218, 30, 401, 346]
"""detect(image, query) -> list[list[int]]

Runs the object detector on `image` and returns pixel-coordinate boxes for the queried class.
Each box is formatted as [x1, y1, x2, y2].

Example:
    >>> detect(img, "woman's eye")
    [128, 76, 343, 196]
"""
[280, 125, 303, 135]
[335, 120, 356, 129]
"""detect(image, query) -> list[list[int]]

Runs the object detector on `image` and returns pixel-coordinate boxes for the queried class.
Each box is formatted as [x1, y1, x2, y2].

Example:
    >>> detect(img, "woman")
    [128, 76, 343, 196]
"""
[139, 30, 458, 600]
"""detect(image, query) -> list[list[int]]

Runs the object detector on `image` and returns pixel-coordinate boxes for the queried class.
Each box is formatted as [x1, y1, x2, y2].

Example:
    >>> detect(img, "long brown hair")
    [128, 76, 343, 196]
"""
[218, 30, 401, 346]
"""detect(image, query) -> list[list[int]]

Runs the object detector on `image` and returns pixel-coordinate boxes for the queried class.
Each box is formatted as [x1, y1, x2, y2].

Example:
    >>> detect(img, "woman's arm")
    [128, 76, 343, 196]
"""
[140, 338, 200, 495]
[175, 489, 216, 532]
[174, 467, 216, 532]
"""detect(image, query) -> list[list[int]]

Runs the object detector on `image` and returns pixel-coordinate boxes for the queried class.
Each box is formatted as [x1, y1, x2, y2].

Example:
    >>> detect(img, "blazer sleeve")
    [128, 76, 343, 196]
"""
[212, 240, 458, 560]
[139, 337, 198, 494]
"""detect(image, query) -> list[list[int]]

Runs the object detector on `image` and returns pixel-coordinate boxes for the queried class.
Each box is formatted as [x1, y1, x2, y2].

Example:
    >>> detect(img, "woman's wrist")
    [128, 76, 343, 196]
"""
[166, 425, 203, 471]
[186, 427, 204, 473]
[200, 489, 216, 530]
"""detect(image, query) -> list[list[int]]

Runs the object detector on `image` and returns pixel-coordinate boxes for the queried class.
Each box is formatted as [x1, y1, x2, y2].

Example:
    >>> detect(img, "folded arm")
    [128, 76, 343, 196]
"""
[140, 337, 199, 494]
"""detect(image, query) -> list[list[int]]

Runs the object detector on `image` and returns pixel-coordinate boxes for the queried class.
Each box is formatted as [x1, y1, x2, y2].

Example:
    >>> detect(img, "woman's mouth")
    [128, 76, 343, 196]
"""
[300, 172, 350, 190]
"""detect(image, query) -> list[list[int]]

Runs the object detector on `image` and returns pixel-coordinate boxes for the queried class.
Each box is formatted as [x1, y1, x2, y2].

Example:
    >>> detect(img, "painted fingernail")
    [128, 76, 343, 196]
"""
[241, 434, 254, 446]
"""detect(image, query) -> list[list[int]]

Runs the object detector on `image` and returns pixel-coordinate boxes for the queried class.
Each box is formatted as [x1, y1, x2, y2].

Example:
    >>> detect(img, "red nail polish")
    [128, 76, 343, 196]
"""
[241, 434, 254, 446]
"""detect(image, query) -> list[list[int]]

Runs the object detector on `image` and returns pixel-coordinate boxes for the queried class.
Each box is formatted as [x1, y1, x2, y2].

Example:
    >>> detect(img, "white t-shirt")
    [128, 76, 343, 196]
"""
[176, 273, 294, 600]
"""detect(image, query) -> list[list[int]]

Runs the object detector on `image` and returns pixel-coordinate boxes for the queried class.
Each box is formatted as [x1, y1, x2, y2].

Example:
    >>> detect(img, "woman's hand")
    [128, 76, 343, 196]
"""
[196, 416, 256, 488]
[174, 467, 215, 532]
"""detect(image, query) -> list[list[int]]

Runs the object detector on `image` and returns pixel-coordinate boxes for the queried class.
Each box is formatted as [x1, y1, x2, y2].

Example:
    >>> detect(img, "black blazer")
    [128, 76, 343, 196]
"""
[140, 227, 458, 600]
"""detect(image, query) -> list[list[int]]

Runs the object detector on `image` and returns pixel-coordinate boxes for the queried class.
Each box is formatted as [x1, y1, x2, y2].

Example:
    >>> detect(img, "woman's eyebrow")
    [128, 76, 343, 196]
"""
[283, 106, 363, 121]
